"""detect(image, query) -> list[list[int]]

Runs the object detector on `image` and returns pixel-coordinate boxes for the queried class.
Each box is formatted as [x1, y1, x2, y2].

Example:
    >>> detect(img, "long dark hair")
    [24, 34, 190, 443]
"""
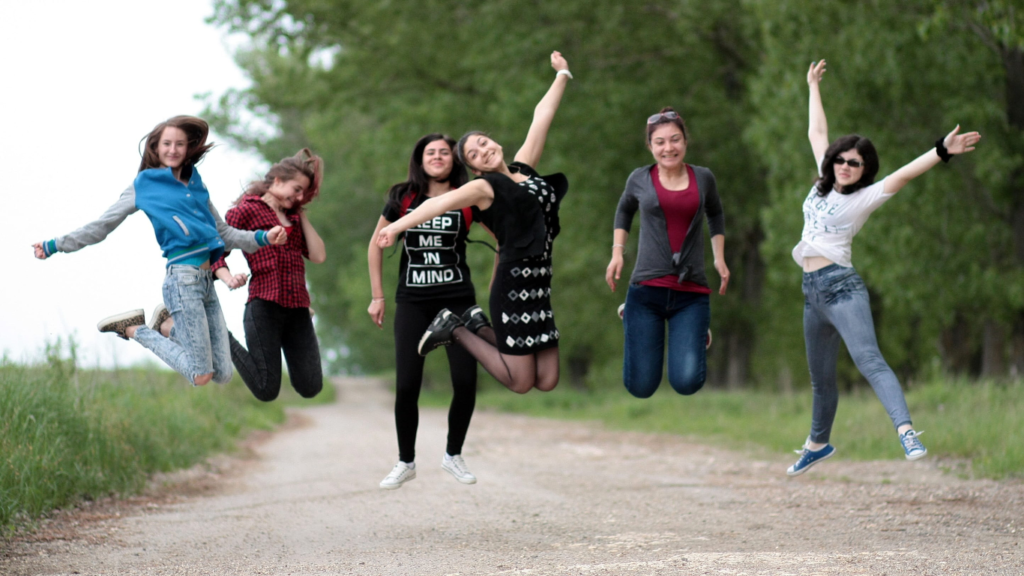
[236, 148, 324, 214]
[385, 134, 467, 214]
[815, 134, 880, 196]
[138, 116, 213, 181]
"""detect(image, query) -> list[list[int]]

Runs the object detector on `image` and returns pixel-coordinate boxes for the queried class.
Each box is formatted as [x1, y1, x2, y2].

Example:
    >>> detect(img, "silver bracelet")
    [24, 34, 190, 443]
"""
[556, 69, 573, 79]
[371, 297, 385, 302]
[612, 243, 626, 254]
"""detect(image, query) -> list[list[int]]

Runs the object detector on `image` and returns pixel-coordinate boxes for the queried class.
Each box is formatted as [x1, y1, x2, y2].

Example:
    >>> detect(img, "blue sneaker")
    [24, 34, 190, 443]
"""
[899, 429, 927, 460]
[786, 442, 836, 476]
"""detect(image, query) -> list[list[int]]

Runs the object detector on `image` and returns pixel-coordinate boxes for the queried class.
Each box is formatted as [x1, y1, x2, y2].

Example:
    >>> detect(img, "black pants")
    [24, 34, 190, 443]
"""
[230, 298, 323, 402]
[394, 298, 477, 463]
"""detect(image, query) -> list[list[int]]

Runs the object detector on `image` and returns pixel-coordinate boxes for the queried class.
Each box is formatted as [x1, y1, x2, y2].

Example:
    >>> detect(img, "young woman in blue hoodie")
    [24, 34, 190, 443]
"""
[33, 116, 286, 386]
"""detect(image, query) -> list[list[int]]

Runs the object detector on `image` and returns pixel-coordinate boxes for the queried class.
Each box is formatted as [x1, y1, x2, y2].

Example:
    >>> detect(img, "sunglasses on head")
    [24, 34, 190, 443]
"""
[833, 157, 865, 168]
[647, 111, 679, 124]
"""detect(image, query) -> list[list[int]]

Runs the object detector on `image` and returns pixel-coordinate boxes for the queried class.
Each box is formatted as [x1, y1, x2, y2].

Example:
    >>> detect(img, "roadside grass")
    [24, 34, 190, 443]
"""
[0, 344, 333, 532]
[421, 378, 1023, 479]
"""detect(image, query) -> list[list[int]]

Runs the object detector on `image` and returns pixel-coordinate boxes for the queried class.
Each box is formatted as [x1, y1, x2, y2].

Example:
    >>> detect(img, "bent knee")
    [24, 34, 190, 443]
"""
[624, 380, 658, 399]
[297, 379, 323, 398]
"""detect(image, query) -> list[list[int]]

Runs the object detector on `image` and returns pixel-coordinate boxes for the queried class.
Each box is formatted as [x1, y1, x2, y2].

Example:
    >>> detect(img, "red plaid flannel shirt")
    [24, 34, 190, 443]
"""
[212, 196, 311, 308]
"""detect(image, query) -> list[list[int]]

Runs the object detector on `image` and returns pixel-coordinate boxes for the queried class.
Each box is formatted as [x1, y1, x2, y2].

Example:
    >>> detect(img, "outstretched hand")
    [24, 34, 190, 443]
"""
[267, 226, 288, 245]
[943, 125, 981, 155]
[551, 50, 568, 72]
[807, 60, 826, 86]
[32, 242, 47, 260]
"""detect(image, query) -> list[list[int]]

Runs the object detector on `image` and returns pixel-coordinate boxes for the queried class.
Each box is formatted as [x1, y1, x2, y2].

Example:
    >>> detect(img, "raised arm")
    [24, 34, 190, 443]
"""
[514, 51, 571, 170]
[376, 180, 493, 248]
[807, 60, 830, 163]
[883, 125, 981, 195]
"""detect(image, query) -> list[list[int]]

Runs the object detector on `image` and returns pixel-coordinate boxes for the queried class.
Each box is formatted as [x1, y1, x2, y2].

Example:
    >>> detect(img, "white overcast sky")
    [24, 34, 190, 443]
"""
[2, 1, 270, 368]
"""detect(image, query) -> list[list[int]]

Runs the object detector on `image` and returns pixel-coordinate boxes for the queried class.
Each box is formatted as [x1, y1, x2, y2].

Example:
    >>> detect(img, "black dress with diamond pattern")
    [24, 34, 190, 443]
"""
[477, 162, 568, 355]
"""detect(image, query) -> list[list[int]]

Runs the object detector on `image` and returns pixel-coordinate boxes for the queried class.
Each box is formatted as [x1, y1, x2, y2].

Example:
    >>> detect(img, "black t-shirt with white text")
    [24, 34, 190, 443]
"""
[382, 193, 477, 303]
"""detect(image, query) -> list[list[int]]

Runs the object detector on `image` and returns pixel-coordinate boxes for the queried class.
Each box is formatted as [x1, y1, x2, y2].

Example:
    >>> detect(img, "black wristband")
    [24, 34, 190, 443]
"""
[935, 138, 952, 163]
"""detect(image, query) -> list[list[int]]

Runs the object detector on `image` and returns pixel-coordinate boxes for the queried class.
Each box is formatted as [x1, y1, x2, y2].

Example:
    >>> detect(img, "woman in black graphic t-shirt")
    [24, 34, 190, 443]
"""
[368, 133, 498, 490]
[376, 51, 571, 395]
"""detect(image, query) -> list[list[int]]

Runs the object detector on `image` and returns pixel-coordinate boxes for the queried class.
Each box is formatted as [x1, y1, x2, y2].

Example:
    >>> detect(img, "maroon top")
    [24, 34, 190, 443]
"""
[212, 196, 311, 308]
[639, 164, 711, 294]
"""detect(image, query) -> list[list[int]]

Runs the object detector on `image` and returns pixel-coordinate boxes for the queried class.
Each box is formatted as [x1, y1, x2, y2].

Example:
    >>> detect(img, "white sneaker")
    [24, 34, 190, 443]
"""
[442, 454, 477, 484]
[379, 462, 416, 489]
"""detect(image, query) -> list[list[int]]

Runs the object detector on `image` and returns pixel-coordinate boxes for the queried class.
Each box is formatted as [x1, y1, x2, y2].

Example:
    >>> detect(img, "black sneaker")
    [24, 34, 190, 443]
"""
[97, 309, 146, 340]
[461, 305, 491, 334]
[418, 309, 464, 356]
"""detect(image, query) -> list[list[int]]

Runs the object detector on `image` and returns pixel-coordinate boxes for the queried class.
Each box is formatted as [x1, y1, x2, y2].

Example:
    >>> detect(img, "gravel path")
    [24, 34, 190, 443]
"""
[3, 377, 1022, 575]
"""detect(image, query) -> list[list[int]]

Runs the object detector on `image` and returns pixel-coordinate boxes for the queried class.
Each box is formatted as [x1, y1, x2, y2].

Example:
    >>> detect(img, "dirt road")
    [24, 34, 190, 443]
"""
[4, 377, 1022, 575]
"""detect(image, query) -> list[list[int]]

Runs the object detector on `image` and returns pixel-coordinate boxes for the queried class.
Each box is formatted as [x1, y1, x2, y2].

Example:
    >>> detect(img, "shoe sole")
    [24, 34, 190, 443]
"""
[905, 448, 928, 461]
[418, 310, 454, 356]
[380, 470, 416, 489]
[786, 447, 836, 476]
[97, 309, 145, 339]
[442, 464, 477, 484]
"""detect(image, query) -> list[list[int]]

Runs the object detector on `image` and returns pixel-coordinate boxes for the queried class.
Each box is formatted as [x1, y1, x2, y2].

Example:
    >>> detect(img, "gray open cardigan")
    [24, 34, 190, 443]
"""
[613, 164, 725, 289]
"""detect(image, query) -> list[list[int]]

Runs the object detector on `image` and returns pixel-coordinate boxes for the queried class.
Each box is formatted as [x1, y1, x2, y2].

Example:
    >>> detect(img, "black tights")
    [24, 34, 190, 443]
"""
[452, 327, 560, 395]
[394, 299, 477, 463]
[230, 298, 323, 402]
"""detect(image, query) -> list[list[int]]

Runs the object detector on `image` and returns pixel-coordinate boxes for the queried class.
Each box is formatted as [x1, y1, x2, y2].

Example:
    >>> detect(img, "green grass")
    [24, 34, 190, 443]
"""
[0, 343, 334, 532]
[422, 379, 1024, 479]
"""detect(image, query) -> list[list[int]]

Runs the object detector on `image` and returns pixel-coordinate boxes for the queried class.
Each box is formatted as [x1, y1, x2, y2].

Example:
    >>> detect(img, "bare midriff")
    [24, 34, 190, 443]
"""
[802, 256, 835, 273]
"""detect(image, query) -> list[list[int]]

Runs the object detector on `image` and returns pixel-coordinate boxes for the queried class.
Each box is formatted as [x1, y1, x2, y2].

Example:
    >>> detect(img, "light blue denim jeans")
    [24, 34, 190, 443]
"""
[133, 265, 232, 385]
[803, 264, 912, 444]
[622, 284, 710, 398]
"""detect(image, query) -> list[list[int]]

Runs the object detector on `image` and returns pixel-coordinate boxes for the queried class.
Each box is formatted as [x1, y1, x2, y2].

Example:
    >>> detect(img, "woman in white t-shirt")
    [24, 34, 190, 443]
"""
[787, 60, 981, 476]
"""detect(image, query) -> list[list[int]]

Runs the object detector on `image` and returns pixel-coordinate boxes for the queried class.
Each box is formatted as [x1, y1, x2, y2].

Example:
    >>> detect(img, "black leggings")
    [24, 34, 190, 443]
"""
[394, 298, 478, 463]
[230, 298, 323, 402]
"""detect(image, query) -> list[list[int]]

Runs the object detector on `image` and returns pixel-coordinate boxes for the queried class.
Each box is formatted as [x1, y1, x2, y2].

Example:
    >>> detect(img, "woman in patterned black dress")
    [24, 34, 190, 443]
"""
[375, 51, 572, 394]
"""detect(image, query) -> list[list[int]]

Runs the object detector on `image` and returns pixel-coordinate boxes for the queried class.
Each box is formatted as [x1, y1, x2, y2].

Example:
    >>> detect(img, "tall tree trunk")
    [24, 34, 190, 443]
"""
[980, 320, 1006, 379]
[1013, 312, 1024, 379]
[940, 314, 975, 376]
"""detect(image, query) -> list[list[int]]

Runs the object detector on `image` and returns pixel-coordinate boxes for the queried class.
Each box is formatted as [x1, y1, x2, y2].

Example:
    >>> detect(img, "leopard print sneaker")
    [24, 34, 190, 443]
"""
[97, 309, 146, 340]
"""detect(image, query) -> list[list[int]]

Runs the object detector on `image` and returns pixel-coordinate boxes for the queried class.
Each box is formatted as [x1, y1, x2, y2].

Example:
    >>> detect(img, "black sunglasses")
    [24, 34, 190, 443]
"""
[647, 111, 679, 124]
[833, 157, 865, 168]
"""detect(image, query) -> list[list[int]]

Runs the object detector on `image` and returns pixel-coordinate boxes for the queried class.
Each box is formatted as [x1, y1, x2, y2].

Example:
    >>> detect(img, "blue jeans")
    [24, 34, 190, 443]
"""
[623, 284, 710, 398]
[803, 265, 912, 443]
[133, 265, 232, 385]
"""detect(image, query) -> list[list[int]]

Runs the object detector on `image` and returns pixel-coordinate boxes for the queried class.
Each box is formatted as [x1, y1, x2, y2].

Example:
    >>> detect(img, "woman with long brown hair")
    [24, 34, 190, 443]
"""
[33, 116, 286, 386]
[375, 51, 571, 396]
[163, 149, 327, 402]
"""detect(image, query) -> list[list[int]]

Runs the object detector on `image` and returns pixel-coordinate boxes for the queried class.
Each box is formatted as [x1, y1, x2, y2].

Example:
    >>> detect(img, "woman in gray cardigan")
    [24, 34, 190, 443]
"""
[605, 107, 730, 398]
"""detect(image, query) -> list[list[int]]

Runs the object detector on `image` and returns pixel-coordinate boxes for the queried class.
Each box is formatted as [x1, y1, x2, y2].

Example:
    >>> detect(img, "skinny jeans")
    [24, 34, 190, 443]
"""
[802, 264, 912, 444]
[622, 284, 710, 398]
[230, 298, 323, 402]
[133, 265, 232, 385]
[393, 298, 478, 463]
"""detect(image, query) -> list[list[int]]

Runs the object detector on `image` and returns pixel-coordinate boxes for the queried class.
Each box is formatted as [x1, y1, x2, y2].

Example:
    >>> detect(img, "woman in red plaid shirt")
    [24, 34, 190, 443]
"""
[161, 149, 326, 401]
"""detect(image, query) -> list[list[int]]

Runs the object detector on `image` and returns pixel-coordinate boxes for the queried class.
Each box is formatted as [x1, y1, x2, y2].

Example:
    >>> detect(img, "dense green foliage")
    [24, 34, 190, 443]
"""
[0, 343, 329, 531]
[206, 0, 1023, 388]
[423, 379, 1024, 479]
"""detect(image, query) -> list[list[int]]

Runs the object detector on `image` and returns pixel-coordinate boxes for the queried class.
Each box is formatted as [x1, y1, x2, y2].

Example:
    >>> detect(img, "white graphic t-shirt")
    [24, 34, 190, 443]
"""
[792, 157, 894, 268]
